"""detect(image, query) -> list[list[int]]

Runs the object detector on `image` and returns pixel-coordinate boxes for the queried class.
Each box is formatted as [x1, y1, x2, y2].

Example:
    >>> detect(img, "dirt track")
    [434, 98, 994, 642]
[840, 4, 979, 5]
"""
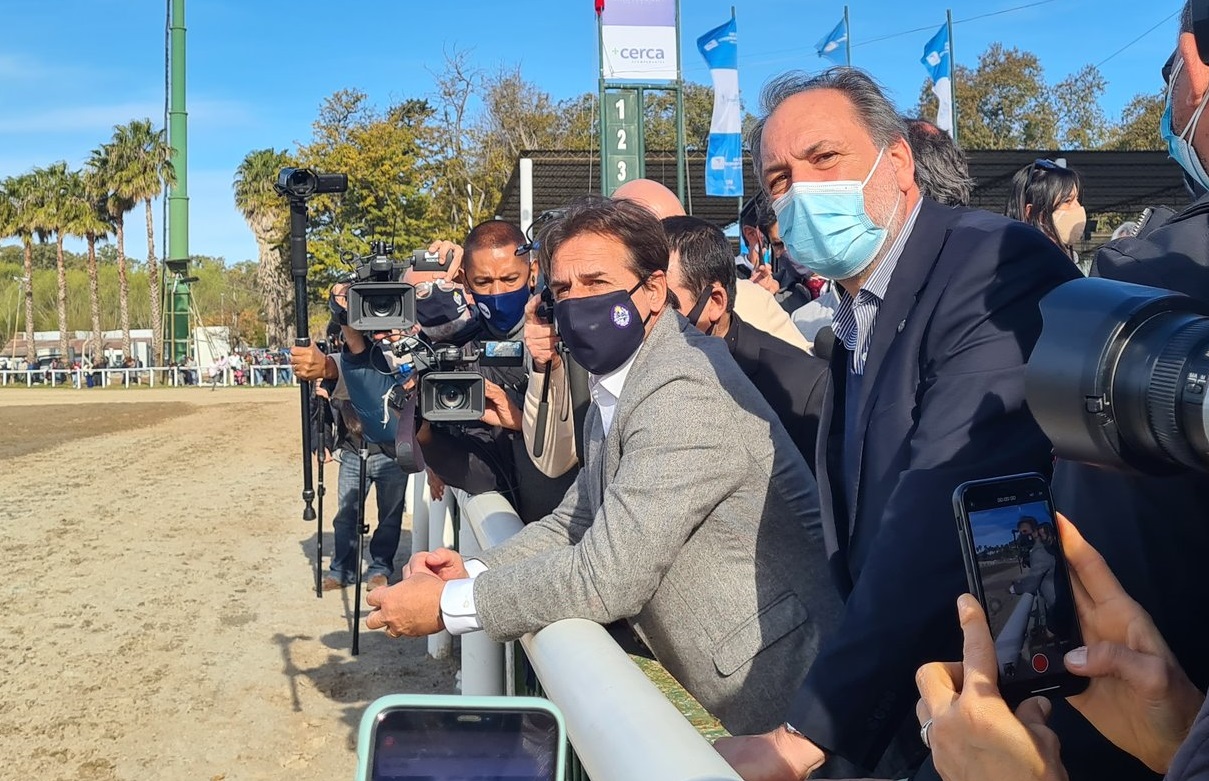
[0, 387, 456, 780]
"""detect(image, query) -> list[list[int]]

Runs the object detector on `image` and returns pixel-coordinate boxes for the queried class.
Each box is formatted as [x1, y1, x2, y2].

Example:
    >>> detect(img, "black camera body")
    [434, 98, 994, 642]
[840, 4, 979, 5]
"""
[388, 338, 525, 423]
[345, 242, 417, 332]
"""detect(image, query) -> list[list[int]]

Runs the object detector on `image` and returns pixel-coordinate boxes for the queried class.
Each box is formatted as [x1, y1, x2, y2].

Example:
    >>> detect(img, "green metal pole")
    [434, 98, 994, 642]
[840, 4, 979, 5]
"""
[166, 0, 191, 363]
[947, 8, 957, 144]
[674, 0, 686, 206]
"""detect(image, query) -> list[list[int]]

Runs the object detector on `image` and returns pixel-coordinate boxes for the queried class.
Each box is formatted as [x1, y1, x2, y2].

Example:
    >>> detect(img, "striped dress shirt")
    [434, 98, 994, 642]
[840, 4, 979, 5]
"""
[832, 199, 924, 375]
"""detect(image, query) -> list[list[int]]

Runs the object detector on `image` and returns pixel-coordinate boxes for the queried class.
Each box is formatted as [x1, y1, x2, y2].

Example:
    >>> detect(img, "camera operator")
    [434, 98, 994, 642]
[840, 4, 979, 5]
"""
[291, 294, 410, 591]
[419, 221, 578, 522]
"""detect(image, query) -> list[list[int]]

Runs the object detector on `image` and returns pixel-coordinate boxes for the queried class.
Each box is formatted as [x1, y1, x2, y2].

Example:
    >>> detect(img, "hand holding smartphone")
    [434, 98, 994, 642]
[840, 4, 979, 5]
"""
[953, 473, 1089, 704]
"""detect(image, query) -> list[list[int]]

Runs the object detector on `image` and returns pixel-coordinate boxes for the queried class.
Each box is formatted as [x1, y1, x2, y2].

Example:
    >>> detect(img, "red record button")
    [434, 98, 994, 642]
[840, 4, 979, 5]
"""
[1031, 653, 1050, 673]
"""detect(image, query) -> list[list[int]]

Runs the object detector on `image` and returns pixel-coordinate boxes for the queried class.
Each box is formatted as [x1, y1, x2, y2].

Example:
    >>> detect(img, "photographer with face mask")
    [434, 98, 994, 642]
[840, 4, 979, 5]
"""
[415, 221, 579, 523]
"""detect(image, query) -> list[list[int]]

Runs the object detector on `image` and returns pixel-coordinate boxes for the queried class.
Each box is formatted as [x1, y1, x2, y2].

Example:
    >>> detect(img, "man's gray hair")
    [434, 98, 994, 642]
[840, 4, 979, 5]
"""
[748, 67, 909, 184]
[904, 117, 974, 206]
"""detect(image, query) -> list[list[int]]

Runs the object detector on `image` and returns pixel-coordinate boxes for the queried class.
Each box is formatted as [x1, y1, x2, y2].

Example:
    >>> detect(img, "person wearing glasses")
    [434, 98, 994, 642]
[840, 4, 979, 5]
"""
[1005, 158, 1088, 271]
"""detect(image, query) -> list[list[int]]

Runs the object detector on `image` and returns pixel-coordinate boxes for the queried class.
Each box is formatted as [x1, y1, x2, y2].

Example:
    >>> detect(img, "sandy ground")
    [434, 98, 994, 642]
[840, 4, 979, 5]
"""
[0, 386, 457, 781]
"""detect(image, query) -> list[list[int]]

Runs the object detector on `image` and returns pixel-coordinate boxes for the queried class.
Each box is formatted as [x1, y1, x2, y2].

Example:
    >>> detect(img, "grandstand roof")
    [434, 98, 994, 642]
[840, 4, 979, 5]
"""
[495, 149, 1191, 229]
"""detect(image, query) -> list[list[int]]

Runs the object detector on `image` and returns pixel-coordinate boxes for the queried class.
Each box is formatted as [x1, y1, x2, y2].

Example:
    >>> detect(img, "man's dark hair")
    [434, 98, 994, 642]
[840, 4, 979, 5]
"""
[904, 117, 974, 207]
[536, 195, 669, 283]
[661, 216, 737, 313]
[739, 193, 775, 236]
[463, 220, 527, 272]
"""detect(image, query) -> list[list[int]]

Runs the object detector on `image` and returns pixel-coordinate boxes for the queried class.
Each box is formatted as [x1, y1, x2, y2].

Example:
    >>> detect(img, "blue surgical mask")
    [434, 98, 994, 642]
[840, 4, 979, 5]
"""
[1162, 58, 1209, 193]
[772, 148, 896, 281]
[475, 286, 530, 335]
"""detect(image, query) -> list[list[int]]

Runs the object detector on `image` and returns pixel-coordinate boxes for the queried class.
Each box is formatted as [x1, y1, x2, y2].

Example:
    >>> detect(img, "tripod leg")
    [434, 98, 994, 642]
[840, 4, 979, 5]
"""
[351, 447, 369, 656]
[315, 453, 325, 599]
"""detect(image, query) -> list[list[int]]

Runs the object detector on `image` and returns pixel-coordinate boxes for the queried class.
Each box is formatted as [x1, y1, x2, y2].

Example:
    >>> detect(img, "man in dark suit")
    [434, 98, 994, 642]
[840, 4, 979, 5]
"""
[662, 214, 828, 475]
[716, 67, 1080, 779]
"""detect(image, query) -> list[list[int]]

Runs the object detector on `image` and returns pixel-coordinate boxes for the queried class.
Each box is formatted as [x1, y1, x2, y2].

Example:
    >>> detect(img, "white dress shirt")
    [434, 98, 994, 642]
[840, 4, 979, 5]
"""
[438, 345, 642, 634]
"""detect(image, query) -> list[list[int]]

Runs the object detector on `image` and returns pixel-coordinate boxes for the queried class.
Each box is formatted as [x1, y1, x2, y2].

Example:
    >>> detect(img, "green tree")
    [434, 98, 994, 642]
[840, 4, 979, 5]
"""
[917, 44, 1115, 151]
[1107, 92, 1165, 151]
[110, 119, 176, 362]
[69, 168, 113, 358]
[2, 173, 42, 360]
[31, 162, 83, 360]
[642, 82, 716, 151]
[296, 90, 439, 283]
[1053, 65, 1110, 149]
[233, 148, 292, 347]
[918, 43, 1057, 149]
[87, 142, 135, 357]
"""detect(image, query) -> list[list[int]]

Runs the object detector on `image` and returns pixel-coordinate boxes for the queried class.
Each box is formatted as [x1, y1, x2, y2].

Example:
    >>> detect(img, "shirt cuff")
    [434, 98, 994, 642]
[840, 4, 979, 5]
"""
[440, 560, 488, 635]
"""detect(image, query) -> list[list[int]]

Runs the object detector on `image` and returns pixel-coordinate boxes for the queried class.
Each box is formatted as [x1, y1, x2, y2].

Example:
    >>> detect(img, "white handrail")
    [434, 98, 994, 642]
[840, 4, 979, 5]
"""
[449, 487, 742, 781]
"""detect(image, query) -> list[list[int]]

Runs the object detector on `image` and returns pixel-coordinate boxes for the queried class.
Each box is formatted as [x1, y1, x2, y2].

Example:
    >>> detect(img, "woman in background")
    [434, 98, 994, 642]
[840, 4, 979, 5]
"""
[1006, 159, 1087, 271]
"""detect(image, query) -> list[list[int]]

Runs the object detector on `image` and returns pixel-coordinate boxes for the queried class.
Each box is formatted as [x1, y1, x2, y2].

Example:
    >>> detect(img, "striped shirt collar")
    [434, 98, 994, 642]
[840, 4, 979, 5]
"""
[832, 198, 923, 373]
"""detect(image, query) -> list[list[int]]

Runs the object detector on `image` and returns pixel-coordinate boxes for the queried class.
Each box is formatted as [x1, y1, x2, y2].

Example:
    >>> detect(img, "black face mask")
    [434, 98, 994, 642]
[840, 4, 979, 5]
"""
[684, 287, 714, 335]
[416, 288, 466, 327]
[553, 280, 648, 375]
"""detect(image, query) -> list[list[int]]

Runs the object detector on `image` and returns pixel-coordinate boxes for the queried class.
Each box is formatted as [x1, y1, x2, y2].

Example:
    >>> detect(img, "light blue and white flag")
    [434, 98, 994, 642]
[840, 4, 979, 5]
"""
[921, 24, 954, 134]
[697, 17, 743, 197]
[816, 17, 848, 65]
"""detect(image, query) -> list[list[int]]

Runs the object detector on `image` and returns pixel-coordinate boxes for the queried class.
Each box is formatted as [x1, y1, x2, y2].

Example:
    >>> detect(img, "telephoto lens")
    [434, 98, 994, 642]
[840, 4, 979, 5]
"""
[1026, 277, 1209, 475]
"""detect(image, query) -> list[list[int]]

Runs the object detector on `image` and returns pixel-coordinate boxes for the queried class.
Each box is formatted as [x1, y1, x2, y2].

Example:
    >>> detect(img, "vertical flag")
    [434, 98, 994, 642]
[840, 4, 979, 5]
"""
[921, 24, 954, 134]
[697, 16, 743, 197]
[816, 16, 849, 65]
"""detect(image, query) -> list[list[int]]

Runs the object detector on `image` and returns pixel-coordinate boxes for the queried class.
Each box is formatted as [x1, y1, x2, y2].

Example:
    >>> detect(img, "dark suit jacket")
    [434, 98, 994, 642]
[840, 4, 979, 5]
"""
[786, 198, 1081, 772]
[725, 312, 828, 475]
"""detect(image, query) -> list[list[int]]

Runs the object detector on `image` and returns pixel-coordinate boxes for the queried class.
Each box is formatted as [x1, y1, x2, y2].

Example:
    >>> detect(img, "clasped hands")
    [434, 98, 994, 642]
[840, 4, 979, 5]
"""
[915, 514, 1204, 781]
[364, 548, 469, 639]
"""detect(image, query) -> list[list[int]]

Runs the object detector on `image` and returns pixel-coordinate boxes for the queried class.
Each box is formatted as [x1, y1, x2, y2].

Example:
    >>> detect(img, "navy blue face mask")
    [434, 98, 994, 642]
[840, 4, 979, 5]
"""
[554, 279, 649, 375]
[475, 286, 530, 335]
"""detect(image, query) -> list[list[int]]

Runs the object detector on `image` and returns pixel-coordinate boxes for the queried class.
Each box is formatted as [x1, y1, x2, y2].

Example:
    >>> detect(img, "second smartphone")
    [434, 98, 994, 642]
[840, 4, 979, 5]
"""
[953, 472, 1089, 704]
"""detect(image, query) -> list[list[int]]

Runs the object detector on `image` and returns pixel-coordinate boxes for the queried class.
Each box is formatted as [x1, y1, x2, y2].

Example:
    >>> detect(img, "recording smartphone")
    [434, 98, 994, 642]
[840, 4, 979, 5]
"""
[952, 473, 1088, 704]
[356, 694, 565, 781]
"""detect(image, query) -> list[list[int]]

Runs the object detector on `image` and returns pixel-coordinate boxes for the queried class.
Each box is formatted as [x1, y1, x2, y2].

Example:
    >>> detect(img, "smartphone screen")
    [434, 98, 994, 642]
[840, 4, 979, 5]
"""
[370, 706, 561, 781]
[955, 473, 1087, 701]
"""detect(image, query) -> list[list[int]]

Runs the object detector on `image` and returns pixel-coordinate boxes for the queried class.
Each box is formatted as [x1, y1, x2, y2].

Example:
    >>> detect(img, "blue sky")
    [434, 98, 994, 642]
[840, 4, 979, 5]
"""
[0, 0, 1182, 266]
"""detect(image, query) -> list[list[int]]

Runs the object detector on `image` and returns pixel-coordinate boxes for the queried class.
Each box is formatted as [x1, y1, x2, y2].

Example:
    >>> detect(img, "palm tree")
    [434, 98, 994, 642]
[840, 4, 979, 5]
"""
[233, 148, 291, 348]
[3, 174, 41, 362]
[111, 119, 175, 363]
[32, 162, 84, 362]
[87, 144, 135, 358]
[71, 169, 113, 359]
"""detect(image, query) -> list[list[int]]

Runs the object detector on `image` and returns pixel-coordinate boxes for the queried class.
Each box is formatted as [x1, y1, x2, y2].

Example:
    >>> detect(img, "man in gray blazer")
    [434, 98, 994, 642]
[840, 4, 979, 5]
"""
[365, 196, 840, 734]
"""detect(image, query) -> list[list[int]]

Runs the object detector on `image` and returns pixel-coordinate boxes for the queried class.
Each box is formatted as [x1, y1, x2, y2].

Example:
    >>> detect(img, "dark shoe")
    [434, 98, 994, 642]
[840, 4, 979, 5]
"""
[321, 576, 346, 592]
[367, 574, 389, 590]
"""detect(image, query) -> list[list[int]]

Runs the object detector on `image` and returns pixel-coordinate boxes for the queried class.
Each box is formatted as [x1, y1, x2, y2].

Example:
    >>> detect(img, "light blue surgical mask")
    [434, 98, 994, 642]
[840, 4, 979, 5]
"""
[1162, 58, 1209, 193]
[772, 148, 896, 281]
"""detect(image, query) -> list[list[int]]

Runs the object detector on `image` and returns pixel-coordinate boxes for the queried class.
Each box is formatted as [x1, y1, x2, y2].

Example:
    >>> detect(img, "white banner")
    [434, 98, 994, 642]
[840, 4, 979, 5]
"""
[600, 0, 678, 81]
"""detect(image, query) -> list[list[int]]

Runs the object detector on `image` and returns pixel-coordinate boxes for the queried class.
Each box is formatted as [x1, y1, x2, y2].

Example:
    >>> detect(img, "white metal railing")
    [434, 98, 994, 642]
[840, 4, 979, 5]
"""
[0, 364, 296, 388]
[448, 487, 743, 781]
